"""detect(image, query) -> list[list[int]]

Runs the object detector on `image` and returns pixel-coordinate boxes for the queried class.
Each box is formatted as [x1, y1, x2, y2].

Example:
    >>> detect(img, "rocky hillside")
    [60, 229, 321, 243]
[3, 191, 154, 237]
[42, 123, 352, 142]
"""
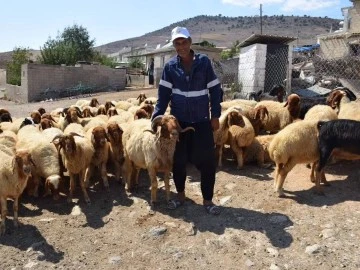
[0, 15, 340, 66]
[96, 15, 340, 54]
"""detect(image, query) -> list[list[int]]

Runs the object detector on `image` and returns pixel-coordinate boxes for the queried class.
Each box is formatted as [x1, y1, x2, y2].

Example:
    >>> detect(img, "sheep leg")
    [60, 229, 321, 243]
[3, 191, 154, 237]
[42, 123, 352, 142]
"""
[230, 141, 244, 169]
[310, 162, 316, 183]
[100, 162, 109, 191]
[218, 145, 223, 167]
[114, 160, 122, 183]
[67, 173, 76, 203]
[13, 197, 19, 228]
[84, 166, 94, 188]
[0, 197, 7, 235]
[79, 169, 91, 204]
[148, 168, 158, 206]
[321, 171, 330, 186]
[163, 171, 171, 202]
[274, 163, 281, 188]
[124, 158, 134, 191]
[275, 159, 296, 197]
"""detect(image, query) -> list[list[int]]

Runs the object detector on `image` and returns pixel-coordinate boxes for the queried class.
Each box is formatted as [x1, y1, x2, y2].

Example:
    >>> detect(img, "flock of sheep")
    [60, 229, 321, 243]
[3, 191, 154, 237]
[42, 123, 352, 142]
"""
[0, 86, 359, 236]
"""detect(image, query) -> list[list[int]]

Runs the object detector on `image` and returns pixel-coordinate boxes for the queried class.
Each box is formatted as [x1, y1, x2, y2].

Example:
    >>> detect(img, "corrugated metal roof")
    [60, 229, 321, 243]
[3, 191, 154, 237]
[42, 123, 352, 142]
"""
[237, 34, 297, 48]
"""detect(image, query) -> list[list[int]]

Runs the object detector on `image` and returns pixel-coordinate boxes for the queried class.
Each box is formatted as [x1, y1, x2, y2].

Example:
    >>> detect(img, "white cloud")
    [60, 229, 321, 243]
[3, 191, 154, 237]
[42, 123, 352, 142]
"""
[222, 0, 339, 11]
[281, 0, 339, 11]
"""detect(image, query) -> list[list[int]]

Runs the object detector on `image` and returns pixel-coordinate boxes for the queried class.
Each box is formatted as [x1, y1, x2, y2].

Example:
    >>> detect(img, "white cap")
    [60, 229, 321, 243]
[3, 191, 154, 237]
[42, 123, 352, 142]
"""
[171, 26, 191, 42]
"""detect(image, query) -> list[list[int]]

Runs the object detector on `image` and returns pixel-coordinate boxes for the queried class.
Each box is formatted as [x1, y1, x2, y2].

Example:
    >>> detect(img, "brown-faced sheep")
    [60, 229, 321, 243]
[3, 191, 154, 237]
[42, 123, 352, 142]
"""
[122, 115, 194, 206]
[107, 122, 124, 183]
[0, 149, 34, 235]
[52, 123, 94, 204]
[84, 126, 110, 190]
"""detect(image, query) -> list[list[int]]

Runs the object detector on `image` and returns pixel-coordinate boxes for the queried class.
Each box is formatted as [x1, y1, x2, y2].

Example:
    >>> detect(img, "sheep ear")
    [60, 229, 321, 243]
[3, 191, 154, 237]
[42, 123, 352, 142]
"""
[91, 133, 96, 145]
[29, 154, 36, 167]
[283, 101, 289, 107]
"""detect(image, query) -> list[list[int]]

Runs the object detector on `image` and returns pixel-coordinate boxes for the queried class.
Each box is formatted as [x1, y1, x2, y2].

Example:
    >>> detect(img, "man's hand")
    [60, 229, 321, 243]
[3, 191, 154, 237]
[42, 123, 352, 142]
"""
[211, 118, 220, 131]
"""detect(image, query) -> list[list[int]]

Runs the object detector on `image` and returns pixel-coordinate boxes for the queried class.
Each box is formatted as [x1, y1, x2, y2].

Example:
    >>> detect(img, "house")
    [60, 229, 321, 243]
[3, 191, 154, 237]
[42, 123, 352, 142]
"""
[108, 45, 154, 67]
[317, 0, 360, 59]
[133, 43, 223, 87]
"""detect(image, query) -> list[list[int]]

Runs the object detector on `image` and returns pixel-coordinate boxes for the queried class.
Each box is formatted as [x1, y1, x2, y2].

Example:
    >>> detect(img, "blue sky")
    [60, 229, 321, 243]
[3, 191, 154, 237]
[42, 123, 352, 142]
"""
[0, 0, 353, 53]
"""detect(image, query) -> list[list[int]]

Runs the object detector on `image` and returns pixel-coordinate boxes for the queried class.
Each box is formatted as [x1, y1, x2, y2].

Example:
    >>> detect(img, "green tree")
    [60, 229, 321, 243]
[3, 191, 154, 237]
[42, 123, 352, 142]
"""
[61, 24, 95, 61]
[92, 51, 118, 68]
[220, 40, 240, 60]
[39, 24, 95, 65]
[129, 57, 144, 69]
[6, 47, 32, 85]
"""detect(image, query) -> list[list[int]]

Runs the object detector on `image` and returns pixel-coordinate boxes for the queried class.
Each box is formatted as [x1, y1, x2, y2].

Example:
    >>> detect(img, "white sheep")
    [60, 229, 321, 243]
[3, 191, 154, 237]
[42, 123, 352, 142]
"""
[268, 120, 325, 197]
[52, 123, 94, 203]
[122, 116, 194, 206]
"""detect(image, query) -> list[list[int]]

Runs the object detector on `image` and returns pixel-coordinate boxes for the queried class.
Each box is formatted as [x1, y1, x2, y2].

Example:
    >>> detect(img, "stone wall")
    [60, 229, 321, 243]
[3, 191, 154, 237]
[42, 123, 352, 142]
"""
[2, 63, 126, 103]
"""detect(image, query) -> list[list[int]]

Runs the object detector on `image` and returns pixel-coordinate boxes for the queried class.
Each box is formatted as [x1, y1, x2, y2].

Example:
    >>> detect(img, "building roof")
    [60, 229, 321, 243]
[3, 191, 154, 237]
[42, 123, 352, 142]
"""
[237, 34, 297, 48]
[128, 44, 222, 58]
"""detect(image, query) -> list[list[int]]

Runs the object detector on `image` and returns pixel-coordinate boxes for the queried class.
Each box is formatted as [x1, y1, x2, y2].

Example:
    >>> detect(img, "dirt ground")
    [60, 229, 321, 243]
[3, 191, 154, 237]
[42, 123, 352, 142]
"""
[1, 87, 360, 270]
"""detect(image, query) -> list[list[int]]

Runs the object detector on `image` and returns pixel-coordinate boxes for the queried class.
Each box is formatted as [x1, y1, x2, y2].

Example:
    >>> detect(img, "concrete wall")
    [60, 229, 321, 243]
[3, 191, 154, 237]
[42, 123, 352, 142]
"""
[350, 1, 360, 33]
[320, 38, 349, 59]
[128, 74, 146, 87]
[238, 44, 267, 95]
[2, 63, 126, 103]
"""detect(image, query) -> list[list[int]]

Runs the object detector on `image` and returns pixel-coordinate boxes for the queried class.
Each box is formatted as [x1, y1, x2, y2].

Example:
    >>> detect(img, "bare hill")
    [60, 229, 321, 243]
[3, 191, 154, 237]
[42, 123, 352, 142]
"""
[96, 15, 340, 54]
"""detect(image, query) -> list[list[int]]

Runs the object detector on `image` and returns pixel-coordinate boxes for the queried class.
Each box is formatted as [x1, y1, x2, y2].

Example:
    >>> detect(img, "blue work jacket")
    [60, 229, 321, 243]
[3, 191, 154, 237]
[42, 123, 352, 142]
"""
[152, 51, 223, 123]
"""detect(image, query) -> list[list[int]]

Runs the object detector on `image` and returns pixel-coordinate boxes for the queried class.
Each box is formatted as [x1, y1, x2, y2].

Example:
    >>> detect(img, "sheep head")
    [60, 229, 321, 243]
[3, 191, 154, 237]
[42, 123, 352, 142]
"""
[52, 133, 82, 155]
[90, 98, 100, 107]
[38, 107, 46, 115]
[137, 93, 147, 104]
[284, 94, 301, 119]
[226, 111, 245, 128]
[41, 113, 57, 123]
[0, 112, 13, 123]
[107, 107, 118, 117]
[150, 115, 194, 140]
[65, 107, 82, 123]
[105, 101, 115, 113]
[97, 106, 107, 115]
[254, 105, 269, 121]
[140, 104, 154, 116]
[30, 111, 41, 124]
[40, 118, 54, 130]
[269, 84, 286, 102]
[134, 109, 149, 120]
[107, 122, 123, 142]
[82, 107, 94, 118]
[13, 149, 35, 177]
[327, 90, 345, 109]
[91, 126, 110, 148]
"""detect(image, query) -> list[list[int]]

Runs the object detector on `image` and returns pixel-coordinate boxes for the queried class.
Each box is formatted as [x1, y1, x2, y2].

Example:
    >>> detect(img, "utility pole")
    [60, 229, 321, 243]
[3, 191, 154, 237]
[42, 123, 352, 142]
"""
[260, 4, 263, 35]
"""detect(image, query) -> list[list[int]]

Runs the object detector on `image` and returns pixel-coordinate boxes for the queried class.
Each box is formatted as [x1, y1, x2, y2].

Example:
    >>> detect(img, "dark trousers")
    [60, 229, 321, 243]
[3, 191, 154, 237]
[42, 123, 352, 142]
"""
[172, 121, 216, 201]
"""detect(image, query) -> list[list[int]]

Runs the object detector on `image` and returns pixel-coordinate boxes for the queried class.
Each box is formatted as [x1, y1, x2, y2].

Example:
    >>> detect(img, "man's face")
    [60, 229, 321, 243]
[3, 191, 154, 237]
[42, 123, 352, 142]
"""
[173, 38, 191, 58]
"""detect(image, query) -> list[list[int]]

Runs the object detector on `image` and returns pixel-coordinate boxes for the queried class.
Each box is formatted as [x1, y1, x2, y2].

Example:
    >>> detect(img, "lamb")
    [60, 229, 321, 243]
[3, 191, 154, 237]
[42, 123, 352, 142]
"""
[107, 107, 118, 117]
[122, 115, 194, 206]
[84, 126, 110, 190]
[52, 123, 94, 204]
[254, 94, 300, 133]
[107, 122, 124, 183]
[226, 113, 255, 169]
[316, 120, 360, 188]
[268, 120, 323, 196]
[213, 107, 245, 167]
[243, 134, 275, 168]
[0, 149, 34, 235]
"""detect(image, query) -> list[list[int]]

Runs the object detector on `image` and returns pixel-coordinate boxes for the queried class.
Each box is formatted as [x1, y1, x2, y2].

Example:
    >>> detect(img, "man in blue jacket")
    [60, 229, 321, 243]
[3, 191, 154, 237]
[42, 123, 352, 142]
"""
[151, 26, 223, 215]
